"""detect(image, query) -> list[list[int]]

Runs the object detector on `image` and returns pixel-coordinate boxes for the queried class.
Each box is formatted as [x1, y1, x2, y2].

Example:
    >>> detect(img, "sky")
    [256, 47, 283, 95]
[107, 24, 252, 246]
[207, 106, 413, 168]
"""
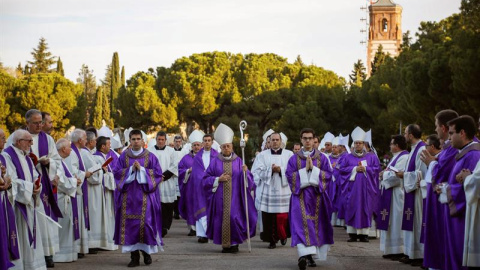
[0, 0, 463, 83]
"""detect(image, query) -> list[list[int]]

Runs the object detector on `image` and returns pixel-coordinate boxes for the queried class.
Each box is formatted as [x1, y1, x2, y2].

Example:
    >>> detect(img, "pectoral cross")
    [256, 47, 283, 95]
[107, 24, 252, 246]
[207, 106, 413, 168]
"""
[405, 208, 413, 220]
[74, 217, 79, 230]
[10, 231, 17, 247]
[380, 209, 389, 221]
[271, 187, 279, 194]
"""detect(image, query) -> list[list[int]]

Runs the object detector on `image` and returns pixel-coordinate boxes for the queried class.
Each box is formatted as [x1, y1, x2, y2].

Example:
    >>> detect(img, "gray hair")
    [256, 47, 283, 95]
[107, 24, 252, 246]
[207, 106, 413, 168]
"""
[71, 129, 86, 143]
[25, 109, 42, 122]
[56, 138, 70, 151]
[86, 131, 96, 142]
[11, 129, 30, 144]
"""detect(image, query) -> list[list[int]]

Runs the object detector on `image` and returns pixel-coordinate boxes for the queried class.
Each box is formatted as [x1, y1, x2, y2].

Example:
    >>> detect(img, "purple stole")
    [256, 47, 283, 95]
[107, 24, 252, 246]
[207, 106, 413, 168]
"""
[60, 161, 80, 240]
[4, 146, 37, 248]
[37, 132, 63, 221]
[376, 150, 409, 230]
[0, 154, 20, 260]
[94, 151, 109, 195]
[402, 141, 426, 231]
[71, 143, 90, 229]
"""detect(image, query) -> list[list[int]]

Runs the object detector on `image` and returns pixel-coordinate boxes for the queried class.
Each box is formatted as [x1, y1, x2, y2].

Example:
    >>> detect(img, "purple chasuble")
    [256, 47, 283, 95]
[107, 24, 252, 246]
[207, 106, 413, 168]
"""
[338, 151, 379, 229]
[443, 142, 480, 270]
[191, 148, 218, 221]
[327, 154, 340, 212]
[113, 149, 163, 247]
[203, 153, 257, 247]
[0, 154, 20, 261]
[335, 152, 348, 219]
[286, 149, 334, 248]
[4, 146, 37, 247]
[36, 132, 62, 221]
[60, 161, 80, 240]
[178, 152, 196, 226]
[71, 143, 90, 230]
[376, 150, 408, 230]
[401, 141, 426, 231]
[423, 141, 457, 269]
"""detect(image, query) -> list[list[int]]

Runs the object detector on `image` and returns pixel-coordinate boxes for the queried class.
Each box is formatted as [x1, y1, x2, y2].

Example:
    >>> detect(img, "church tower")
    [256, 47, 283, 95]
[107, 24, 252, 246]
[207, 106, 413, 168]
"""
[367, 0, 402, 76]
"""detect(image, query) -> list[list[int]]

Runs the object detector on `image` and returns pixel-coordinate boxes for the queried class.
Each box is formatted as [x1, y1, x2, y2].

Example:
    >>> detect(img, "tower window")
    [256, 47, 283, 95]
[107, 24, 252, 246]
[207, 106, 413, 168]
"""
[382, 19, 388, 32]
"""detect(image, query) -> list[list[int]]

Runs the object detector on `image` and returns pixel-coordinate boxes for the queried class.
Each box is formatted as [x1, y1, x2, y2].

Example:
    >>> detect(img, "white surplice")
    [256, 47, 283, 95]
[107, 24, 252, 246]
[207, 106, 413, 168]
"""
[463, 160, 480, 267]
[402, 141, 427, 259]
[3, 148, 47, 270]
[148, 146, 176, 203]
[379, 151, 408, 255]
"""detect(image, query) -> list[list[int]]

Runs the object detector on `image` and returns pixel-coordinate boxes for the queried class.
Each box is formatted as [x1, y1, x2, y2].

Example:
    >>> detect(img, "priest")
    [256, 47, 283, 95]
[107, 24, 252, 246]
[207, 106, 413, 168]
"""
[286, 128, 333, 270]
[113, 129, 163, 267]
[178, 130, 204, 236]
[377, 135, 408, 260]
[253, 132, 293, 249]
[203, 123, 257, 253]
[3, 129, 46, 270]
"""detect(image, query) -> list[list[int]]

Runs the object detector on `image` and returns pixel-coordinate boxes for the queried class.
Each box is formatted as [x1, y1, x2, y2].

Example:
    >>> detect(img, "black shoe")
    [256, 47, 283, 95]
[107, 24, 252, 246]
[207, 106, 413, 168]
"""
[281, 239, 287, 245]
[231, 245, 239, 253]
[88, 248, 98, 254]
[410, 259, 423, 267]
[347, 234, 357, 242]
[78, 253, 85, 259]
[359, 235, 369, 242]
[399, 256, 412, 264]
[390, 254, 406, 261]
[162, 228, 168, 237]
[174, 213, 180, 220]
[298, 256, 307, 270]
[141, 251, 152, 265]
[268, 242, 276, 249]
[221, 247, 232, 253]
[188, 229, 196, 236]
[45, 256, 54, 268]
[198, 237, 208, 243]
[128, 251, 140, 267]
[306, 255, 316, 267]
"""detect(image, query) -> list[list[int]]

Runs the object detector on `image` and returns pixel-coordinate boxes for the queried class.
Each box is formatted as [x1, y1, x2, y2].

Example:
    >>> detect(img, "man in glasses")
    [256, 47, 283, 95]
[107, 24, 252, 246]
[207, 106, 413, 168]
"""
[25, 109, 62, 268]
[286, 128, 334, 270]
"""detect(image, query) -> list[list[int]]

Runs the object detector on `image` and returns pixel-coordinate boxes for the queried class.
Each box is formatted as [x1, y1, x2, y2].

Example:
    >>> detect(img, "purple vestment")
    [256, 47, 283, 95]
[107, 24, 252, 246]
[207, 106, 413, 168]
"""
[327, 154, 340, 212]
[338, 151, 379, 229]
[70, 143, 90, 229]
[178, 152, 196, 226]
[203, 153, 257, 247]
[191, 148, 218, 221]
[286, 149, 334, 248]
[423, 141, 457, 269]
[113, 149, 163, 247]
[443, 142, 480, 270]
[0, 154, 16, 269]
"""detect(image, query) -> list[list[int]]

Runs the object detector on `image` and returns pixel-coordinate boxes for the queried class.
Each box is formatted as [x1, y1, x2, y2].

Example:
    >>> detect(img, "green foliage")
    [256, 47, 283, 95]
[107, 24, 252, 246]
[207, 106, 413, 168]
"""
[56, 57, 64, 76]
[77, 64, 97, 126]
[349, 59, 366, 87]
[92, 87, 103, 129]
[28, 37, 56, 74]
[0, 70, 14, 133]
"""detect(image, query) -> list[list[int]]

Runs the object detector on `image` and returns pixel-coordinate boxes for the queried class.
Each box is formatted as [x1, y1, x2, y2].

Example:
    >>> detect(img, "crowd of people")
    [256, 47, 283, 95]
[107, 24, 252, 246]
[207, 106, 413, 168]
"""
[0, 108, 479, 270]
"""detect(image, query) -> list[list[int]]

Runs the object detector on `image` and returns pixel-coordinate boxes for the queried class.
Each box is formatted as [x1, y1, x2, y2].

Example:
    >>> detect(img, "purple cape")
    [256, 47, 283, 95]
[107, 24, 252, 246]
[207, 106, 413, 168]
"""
[338, 151, 379, 229]
[443, 143, 480, 270]
[423, 142, 457, 269]
[113, 149, 163, 247]
[178, 152, 196, 226]
[286, 149, 334, 247]
[203, 153, 257, 247]
[191, 148, 218, 221]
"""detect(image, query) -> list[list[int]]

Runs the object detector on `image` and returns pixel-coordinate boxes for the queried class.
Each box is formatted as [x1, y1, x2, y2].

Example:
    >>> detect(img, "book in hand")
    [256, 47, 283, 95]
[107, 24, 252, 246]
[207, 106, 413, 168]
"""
[35, 176, 41, 189]
[89, 157, 114, 173]
[102, 156, 113, 168]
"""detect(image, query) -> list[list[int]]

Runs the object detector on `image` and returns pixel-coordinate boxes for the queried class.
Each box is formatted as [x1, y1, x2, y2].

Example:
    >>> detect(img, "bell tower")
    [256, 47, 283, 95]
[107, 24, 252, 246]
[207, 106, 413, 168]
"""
[367, 0, 402, 76]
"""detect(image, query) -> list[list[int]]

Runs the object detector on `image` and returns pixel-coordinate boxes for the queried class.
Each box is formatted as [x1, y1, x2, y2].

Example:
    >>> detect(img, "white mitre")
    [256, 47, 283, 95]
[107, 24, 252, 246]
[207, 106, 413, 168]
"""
[189, 130, 205, 144]
[351, 126, 366, 142]
[214, 123, 234, 145]
[323, 132, 335, 143]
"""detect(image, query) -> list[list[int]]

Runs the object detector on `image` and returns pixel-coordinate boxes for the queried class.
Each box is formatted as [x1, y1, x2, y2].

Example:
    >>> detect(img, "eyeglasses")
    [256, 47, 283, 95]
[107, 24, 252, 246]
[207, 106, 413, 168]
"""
[131, 138, 142, 141]
[19, 139, 33, 143]
[29, 121, 43, 126]
[302, 137, 313, 141]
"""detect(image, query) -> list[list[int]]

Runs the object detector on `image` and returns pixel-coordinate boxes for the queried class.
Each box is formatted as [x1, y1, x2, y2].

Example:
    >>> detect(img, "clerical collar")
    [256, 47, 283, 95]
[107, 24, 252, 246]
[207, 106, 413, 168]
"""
[271, 148, 282, 155]
[174, 147, 182, 151]
[203, 149, 211, 153]
[330, 153, 339, 158]
[302, 149, 312, 156]
[155, 145, 166, 151]
[459, 141, 475, 152]
[222, 153, 233, 160]
[13, 145, 28, 156]
[131, 148, 144, 156]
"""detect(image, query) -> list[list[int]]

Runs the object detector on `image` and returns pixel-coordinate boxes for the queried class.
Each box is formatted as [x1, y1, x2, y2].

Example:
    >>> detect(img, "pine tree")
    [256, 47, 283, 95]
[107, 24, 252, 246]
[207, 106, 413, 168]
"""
[56, 57, 65, 76]
[349, 59, 367, 87]
[92, 87, 103, 129]
[77, 64, 97, 126]
[371, 44, 386, 76]
[102, 86, 113, 127]
[121, 66, 125, 87]
[16, 63, 23, 77]
[110, 52, 120, 114]
[28, 37, 56, 73]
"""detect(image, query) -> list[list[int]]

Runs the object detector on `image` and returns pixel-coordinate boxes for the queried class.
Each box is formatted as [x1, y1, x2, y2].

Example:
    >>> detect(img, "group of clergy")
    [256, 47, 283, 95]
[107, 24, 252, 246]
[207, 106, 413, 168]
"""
[1, 108, 479, 270]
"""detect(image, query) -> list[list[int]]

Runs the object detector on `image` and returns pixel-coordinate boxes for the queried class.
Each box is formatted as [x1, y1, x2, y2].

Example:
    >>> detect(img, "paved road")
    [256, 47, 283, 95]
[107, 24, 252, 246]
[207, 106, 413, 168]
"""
[57, 219, 414, 270]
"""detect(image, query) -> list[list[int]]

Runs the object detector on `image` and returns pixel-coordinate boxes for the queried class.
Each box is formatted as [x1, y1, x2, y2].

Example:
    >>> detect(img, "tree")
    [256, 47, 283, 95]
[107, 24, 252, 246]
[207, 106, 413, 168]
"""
[370, 44, 387, 76]
[77, 64, 97, 126]
[349, 59, 367, 87]
[0, 70, 14, 133]
[110, 52, 120, 116]
[56, 57, 64, 76]
[121, 66, 125, 87]
[28, 37, 56, 73]
[92, 87, 103, 129]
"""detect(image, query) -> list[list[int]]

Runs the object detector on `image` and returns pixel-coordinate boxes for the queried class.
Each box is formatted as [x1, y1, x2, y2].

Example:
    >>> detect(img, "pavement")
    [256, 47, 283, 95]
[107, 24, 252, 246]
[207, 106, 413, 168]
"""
[56, 219, 416, 270]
